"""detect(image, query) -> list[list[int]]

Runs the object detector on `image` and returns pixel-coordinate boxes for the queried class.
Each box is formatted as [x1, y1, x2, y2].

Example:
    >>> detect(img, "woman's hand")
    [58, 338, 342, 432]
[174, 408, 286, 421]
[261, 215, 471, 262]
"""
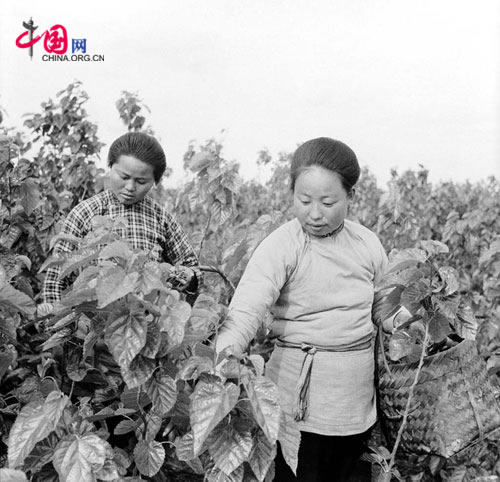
[382, 306, 413, 333]
[168, 266, 196, 292]
[37, 302, 54, 317]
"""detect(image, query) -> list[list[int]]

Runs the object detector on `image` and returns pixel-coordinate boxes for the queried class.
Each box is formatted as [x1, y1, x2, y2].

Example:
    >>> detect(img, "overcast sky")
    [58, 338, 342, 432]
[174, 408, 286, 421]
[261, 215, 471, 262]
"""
[1, 0, 499, 187]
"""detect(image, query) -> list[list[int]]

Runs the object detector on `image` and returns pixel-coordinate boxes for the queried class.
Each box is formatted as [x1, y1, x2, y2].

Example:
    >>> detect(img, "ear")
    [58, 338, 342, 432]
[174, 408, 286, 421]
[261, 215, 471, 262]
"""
[348, 187, 356, 201]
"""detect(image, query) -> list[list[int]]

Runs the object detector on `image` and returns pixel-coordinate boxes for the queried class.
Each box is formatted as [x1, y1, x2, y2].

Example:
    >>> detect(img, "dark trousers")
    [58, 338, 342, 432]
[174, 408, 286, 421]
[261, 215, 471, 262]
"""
[273, 430, 371, 482]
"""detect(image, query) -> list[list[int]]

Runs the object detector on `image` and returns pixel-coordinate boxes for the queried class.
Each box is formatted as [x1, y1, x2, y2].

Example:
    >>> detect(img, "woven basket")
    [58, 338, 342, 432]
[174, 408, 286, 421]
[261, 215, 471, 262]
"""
[376, 332, 500, 458]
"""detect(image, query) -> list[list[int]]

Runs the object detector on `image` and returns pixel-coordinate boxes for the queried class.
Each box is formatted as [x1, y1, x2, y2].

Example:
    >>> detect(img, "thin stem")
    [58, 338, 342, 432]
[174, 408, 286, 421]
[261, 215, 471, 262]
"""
[80, 185, 88, 202]
[7, 166, 13, 224]
[198, 210, 212, 259]
[386, 321, 430, 475]
[137, 387, 148, 437]
[212, 321, 221, 366]
[198, 264, 235, 293]
[68, 380, 75, 400]
[160, 440, 176, 447]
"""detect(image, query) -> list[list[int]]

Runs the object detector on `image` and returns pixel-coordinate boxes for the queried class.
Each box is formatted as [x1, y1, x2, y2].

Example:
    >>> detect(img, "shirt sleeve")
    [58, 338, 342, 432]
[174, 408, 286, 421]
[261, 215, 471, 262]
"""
[373, 237, 389, 287]
[216, 228, 295, 355]
[41, 206, 89, 303]
[162, 212, 202, 289]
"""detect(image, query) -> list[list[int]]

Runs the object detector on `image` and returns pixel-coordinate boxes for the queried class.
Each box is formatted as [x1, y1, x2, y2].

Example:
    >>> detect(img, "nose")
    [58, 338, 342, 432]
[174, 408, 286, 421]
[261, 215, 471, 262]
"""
[309, 203, 322, 221]
[125, 179, 136, 192]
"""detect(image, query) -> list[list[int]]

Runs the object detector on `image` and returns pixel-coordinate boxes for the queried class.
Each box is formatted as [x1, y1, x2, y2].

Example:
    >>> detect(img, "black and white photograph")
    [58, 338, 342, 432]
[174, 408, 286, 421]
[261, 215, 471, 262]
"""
[1, 1, 499, 481]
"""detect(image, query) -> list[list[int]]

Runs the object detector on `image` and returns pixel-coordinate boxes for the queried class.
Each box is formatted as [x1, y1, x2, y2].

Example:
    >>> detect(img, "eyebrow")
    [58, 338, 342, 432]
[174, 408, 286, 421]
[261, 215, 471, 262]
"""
[116, 168, 152, 181]
[298, 193, 337, 200]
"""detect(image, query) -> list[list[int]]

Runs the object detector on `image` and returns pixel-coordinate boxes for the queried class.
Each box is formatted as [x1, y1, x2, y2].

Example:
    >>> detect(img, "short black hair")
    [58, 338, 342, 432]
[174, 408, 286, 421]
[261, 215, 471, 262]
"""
[108, 132, 166, 183]
[290, 137, 360, 193]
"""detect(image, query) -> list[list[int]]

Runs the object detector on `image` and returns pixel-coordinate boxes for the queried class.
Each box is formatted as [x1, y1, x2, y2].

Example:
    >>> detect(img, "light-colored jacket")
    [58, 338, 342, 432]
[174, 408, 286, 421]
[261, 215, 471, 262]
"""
[217, 218, 388, 354]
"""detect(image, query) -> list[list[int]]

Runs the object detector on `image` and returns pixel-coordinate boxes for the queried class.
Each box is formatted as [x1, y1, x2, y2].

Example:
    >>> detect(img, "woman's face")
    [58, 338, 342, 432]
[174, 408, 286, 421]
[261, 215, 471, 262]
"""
[293, 165, 352, 237]
[108, 155, 155, 205]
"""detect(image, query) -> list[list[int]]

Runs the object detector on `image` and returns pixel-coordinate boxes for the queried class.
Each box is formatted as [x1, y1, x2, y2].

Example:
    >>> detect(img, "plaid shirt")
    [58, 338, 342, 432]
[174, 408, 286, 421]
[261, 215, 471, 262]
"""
[42, 190, 201, 303]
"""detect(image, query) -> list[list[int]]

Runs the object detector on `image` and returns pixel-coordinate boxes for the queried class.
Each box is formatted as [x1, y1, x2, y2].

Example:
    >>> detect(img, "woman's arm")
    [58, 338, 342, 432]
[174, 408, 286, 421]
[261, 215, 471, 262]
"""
[216, 230, 292, 355]
[162, 212, 202, 293]
[41, 208, 87, 304]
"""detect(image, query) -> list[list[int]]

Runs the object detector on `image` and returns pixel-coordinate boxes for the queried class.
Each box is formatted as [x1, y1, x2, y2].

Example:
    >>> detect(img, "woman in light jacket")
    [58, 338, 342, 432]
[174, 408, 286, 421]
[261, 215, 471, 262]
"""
[217, 137, 407, 481]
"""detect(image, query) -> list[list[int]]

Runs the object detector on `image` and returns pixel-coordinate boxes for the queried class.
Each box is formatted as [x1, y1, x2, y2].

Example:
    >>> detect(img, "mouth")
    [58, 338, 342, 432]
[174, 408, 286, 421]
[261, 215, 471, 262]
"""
[307, 224, 326, 230]
[120, 193, 135, 202]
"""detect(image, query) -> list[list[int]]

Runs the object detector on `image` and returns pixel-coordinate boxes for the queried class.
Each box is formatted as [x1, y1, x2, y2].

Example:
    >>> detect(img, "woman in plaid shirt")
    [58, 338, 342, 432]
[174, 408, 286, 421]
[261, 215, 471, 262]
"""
[40, 132, 201, 310]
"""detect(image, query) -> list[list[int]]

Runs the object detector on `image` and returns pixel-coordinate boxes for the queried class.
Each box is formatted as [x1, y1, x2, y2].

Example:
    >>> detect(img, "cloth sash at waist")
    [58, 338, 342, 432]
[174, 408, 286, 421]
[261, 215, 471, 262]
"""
[275, 334, 373, 422]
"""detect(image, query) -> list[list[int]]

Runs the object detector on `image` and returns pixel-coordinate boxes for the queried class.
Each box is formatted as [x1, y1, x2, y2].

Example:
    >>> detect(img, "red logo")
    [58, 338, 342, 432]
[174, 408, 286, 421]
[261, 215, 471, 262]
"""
[16, 18, 68, 59]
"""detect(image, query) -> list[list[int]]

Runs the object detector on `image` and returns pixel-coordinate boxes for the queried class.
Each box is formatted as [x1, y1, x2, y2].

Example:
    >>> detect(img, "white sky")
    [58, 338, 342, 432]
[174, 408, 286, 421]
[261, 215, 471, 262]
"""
[1, 0, 499, 187]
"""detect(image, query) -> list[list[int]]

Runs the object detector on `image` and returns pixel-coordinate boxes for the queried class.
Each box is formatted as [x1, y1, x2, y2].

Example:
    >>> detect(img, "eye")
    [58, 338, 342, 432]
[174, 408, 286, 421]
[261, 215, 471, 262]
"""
[300, 199, 310, 205]
[323, 202, 335, 207]
[137, 180, 147, 185]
